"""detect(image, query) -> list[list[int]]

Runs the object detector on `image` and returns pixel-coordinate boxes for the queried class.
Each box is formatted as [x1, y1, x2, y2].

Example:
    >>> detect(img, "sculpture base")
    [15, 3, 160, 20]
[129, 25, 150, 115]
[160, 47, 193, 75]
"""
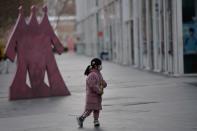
[9, 86, 71, 101]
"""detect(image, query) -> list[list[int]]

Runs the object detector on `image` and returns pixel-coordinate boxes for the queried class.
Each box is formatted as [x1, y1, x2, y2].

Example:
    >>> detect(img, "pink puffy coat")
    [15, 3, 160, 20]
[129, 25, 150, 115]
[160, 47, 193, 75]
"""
[85, 69, 107, 110]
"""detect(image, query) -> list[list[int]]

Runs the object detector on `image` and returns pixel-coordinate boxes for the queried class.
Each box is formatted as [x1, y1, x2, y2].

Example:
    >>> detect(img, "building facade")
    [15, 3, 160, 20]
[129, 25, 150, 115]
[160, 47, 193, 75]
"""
[45, 0, 76, 49]
[76, 0, 197, 76]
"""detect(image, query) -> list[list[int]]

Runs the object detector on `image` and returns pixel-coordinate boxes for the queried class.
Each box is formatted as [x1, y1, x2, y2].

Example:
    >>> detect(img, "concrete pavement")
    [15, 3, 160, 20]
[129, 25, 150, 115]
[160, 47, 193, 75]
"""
[0, 53, 197, 131]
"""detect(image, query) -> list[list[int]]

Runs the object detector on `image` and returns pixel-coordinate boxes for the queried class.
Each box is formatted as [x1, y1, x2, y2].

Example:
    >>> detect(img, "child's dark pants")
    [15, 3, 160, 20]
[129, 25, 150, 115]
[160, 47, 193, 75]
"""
[81, 110, 100, 120]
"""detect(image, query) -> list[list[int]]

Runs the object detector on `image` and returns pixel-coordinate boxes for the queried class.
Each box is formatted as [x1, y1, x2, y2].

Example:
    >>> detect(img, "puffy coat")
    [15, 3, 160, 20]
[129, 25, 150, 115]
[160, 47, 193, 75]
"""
[85, 69, 107, 110]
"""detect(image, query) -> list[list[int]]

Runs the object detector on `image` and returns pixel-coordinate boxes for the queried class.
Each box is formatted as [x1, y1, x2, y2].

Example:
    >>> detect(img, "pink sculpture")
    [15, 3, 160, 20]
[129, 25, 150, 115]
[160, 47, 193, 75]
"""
[5, 6, 71, 100]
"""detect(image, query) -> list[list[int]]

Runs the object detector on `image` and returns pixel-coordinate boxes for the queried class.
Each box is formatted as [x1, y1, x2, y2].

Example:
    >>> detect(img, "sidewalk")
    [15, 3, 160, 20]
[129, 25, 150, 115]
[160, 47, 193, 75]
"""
[0, 53, 197, 131]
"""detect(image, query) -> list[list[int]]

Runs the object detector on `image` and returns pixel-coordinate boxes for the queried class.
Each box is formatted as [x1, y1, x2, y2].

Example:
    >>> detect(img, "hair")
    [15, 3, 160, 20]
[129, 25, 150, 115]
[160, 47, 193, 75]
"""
[91, 58, 102, 66]
[84, 58, 102, 76]
[84, 65, 92, 76]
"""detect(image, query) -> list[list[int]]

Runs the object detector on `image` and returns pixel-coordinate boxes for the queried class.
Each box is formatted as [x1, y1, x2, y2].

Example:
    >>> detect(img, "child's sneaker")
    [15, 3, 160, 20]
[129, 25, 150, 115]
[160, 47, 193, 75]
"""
[77, 117, 84, 128]
[94, 120, 100, 127]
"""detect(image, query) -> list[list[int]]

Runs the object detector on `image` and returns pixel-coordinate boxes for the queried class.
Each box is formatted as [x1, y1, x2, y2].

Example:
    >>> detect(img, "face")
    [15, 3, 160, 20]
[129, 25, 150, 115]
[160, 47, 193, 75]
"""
[98, 65, 102, 71]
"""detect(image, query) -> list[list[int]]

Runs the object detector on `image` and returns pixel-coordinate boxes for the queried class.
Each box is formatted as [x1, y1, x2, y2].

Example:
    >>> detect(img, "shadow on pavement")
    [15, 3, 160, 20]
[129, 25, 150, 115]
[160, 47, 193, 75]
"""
[78, 127, 106, 131]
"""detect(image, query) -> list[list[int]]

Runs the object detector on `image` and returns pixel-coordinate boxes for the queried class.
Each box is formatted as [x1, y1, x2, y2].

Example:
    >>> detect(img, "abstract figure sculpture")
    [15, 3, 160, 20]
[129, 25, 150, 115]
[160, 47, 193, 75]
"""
[5, 5, 70, 100]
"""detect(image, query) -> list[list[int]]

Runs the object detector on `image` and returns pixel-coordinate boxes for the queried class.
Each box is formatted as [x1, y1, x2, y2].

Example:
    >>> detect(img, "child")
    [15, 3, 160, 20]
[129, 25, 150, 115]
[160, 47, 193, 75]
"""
[77, 58, 107, 128]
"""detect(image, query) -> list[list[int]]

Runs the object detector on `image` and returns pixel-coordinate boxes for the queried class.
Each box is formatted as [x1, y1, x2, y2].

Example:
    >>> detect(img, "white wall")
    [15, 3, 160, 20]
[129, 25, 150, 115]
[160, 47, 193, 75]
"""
[75, 0, 184, 75]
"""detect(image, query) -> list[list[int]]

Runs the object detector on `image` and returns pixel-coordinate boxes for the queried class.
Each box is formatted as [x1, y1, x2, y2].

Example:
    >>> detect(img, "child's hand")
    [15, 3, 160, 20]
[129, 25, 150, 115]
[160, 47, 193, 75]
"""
[102, 80, 107, 88]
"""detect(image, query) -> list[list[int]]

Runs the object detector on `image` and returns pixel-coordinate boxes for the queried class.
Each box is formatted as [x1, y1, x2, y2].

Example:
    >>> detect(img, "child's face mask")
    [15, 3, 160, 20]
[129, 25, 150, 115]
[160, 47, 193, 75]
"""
[98, 65, 102, 71]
